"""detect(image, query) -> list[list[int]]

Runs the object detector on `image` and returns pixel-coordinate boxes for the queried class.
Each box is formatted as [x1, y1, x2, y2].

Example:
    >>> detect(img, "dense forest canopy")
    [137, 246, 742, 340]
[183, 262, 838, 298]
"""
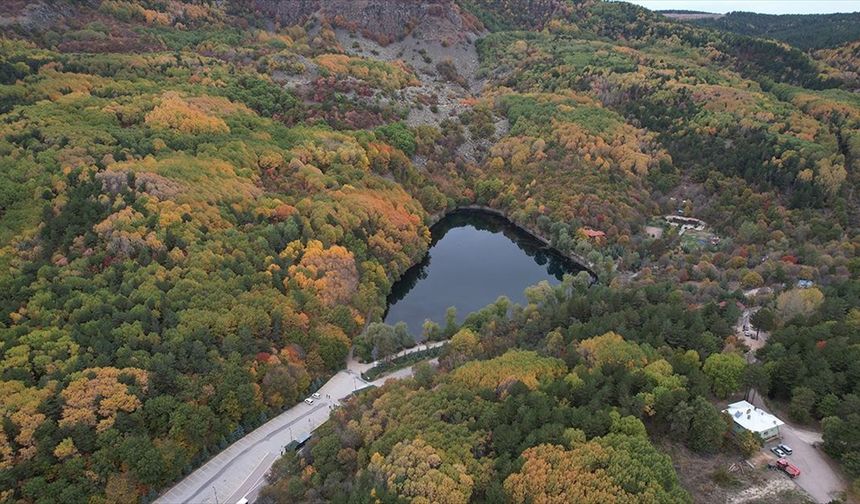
[686, 11, 860, 51]
[0, 0, 857, 502]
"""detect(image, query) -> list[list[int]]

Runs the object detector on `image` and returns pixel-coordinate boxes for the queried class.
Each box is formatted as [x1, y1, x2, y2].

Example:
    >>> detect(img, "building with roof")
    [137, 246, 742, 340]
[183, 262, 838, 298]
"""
[579, 227, 606, 239]
[723, 400, 784, 441]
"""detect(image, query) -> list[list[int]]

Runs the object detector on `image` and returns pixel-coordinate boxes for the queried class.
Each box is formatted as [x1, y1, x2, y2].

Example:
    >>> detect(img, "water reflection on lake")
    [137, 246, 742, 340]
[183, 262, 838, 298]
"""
[383, 210, 585, 337]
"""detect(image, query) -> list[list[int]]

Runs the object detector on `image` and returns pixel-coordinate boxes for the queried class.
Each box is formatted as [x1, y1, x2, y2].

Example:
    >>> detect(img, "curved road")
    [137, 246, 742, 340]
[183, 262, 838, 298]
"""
[154, 342, 445, 504]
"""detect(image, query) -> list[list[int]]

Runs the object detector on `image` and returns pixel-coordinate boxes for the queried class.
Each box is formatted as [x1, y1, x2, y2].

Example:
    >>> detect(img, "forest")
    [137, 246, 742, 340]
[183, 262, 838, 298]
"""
[687, 11, 860, 51]
[0, 0, 857, 502]
[258, 278, 742, 503]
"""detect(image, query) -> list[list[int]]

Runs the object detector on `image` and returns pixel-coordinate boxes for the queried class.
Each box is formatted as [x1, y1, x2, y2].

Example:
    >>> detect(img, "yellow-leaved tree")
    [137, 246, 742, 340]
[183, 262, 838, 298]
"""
[288, 240, 359, 306]
[59, 367, 148, 432]
[368, 438, 474, 504]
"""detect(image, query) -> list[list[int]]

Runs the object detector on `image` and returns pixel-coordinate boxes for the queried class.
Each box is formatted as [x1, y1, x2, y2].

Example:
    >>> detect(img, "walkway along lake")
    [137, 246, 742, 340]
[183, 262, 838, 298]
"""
[383, 209, 589, 336]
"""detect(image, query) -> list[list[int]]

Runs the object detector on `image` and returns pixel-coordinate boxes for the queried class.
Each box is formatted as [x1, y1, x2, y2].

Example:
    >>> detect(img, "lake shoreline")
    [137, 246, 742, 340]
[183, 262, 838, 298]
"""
[427, 205, 599, 281]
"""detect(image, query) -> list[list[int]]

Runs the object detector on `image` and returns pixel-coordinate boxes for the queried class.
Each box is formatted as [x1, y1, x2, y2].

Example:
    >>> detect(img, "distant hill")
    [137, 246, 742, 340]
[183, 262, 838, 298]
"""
[815, 40, 860, 89]
[687, 11, 860, 50]
[659, 10, 723, 21]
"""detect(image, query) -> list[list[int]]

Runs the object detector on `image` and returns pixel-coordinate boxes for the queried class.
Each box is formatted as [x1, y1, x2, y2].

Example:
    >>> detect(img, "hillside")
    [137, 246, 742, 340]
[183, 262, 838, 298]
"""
[0, 0, 858, 503]
[687, 11, 860, 50]
[659, 10, 723, 21]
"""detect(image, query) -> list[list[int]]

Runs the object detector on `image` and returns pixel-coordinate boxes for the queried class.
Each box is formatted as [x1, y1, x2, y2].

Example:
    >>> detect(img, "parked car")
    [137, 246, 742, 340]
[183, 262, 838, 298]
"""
[304, 398, 314, 405]
[771, 446, 787, 458]
[778, 444, 793, 455]
[771, 458, 800, 478]
[312, 392, 321, 399]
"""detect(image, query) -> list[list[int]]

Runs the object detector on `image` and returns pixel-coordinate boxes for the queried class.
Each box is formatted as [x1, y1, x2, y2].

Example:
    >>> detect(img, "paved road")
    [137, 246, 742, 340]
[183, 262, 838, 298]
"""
[155, 342, 446, 504]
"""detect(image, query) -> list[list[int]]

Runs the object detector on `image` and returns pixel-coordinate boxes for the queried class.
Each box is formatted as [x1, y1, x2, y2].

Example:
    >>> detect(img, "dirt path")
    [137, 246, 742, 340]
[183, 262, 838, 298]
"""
[735, 306, 768, 362]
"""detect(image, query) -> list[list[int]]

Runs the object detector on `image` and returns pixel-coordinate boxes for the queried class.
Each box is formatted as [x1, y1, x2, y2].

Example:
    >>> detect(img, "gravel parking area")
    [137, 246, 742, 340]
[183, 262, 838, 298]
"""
[762, 424, 848, 503]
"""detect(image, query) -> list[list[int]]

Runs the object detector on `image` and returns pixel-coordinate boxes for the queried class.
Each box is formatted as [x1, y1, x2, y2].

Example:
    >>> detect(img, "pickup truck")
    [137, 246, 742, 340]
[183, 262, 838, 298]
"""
[770, 458, 801, 478]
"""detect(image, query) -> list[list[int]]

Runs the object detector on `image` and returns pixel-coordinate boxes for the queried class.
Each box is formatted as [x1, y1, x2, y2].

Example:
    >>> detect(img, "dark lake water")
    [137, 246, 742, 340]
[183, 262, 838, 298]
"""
[383, 210, 586, 337]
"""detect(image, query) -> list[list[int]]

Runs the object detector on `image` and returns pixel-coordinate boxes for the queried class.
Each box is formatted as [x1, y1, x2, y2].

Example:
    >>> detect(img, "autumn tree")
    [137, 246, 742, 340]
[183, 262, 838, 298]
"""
[450, 350, 566, 391]
[776, 287, 825, 322]
[60, 367, 148, 432]
[577, 331, 648, 369]
[504, 438, 690, 503]
[144, 91, 231, 134]
[288, 240, 359, 307]
[368, 438, 474, 504]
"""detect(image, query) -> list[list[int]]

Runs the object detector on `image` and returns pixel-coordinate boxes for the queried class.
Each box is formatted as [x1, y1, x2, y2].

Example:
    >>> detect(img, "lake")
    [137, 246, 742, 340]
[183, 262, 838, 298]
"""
[383, 209, 587, 337]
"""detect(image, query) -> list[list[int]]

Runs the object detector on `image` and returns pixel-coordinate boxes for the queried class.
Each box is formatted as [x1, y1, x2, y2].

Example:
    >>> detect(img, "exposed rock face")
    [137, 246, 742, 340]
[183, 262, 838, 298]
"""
[242, 0, 482, 45]
[0, 1, 76, 31]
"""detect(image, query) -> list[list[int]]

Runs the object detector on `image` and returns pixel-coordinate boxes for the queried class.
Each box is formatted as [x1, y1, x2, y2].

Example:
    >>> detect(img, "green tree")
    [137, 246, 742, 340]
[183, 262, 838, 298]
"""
[375, 122, 416, 156]
[687, 397, 728, 453]
[742, 364, 771, 398]
[423, 319, 442, 342]
[703, 353, 746, 399]
[443, 307, 459, 338]
[750, 309, 776, 332]
[788, 386, 817, 424]
[736, 429, 762, 458]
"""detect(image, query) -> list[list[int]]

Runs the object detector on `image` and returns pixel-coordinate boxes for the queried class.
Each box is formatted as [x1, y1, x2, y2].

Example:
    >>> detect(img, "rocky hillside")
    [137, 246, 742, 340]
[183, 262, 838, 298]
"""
[241, 0, 484, 45]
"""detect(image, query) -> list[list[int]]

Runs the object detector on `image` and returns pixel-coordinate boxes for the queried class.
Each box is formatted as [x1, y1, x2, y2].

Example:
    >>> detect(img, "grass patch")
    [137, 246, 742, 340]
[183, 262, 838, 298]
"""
[710, 467, 742, 488]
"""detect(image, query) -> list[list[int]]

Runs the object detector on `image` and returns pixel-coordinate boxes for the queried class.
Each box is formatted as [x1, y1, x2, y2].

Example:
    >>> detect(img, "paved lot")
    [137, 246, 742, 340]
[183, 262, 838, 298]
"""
[755, 398, 847, 503]
[154, 342, 445, 504]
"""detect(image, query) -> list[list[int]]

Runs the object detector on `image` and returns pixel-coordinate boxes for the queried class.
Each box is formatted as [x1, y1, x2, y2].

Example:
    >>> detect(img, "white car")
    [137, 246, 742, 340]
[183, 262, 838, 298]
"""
[304, 398, 314, 405]
[312, 392, 321, 399]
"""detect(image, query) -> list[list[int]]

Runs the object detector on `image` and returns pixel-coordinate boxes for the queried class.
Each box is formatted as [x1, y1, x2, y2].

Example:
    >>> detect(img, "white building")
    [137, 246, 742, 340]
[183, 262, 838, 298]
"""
[723, 400, 784, 441]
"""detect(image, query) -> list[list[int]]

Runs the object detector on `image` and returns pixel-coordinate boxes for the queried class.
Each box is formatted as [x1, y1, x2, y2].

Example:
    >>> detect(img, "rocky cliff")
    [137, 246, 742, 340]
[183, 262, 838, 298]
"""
[241, 0, 483, 45]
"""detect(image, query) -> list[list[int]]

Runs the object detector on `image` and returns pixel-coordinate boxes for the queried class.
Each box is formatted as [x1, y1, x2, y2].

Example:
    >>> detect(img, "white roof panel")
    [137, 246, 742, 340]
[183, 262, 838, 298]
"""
[723, 400, 785, 433]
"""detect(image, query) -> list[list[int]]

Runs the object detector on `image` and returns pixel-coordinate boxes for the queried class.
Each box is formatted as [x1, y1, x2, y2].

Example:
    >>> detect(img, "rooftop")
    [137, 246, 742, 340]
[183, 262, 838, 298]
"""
[723, 400, 785, 433]
[580, 228, 606, 238]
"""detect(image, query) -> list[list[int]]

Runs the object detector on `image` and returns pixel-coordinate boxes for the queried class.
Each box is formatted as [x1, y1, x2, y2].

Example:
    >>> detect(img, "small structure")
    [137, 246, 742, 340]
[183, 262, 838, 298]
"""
[579, 228, 606, 240]
[797, 280, 814, 289]
[283, 431, 312, 453]
[665, 215, 706, 233]
[644, 226, 663, 239]
[724, 400, 784, 441]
